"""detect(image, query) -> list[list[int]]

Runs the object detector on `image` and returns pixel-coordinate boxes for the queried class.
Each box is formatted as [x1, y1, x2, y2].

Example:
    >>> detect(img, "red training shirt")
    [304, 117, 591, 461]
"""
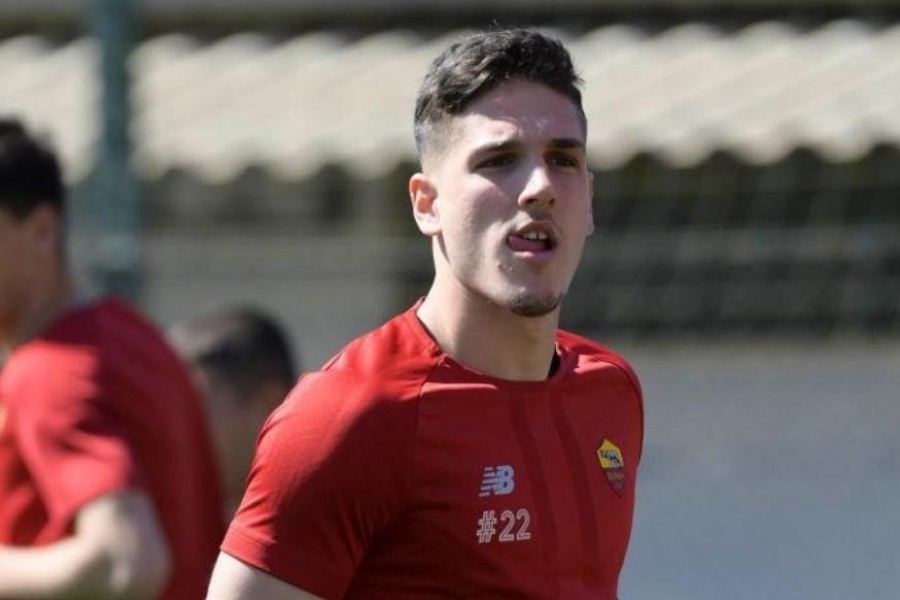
[0, 297, 224, 600]
[224, 303, 643, 599]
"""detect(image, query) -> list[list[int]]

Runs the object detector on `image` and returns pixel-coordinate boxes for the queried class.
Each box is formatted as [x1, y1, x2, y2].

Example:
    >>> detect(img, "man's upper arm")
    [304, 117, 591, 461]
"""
[220, 371, 419, 596]
[74, 489, 172, 598]
[206, 552, 326, 600]
[0, 490, 170, 600]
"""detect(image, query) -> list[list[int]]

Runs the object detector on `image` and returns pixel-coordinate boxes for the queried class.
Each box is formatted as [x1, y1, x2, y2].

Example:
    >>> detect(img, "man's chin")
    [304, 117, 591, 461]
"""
[508, 292, 562, 318]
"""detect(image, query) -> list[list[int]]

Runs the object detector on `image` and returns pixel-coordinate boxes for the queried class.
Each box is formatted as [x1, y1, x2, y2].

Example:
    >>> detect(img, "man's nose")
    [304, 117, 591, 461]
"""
[517, 163, 555, 210]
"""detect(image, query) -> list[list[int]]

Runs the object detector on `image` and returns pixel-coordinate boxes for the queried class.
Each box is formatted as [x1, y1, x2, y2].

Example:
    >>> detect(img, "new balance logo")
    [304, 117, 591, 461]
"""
[479, 465, 515, 497]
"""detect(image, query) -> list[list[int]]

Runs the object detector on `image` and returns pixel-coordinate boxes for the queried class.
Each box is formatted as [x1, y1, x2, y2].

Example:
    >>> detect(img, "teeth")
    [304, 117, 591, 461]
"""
[522, 231, 548, 241]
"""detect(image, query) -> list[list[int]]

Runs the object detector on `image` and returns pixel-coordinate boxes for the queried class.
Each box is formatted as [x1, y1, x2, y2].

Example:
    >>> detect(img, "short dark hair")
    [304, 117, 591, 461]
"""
[0, 118, 65, 218]
[413, 28, 585, 162]
[170, 307, 298, 402]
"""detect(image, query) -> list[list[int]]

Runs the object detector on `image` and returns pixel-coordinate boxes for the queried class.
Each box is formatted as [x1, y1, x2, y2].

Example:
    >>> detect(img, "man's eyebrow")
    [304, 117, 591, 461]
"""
[471, 140, 521, 154]
[471, 138, 586, 154]
[549, 138, 586, 150]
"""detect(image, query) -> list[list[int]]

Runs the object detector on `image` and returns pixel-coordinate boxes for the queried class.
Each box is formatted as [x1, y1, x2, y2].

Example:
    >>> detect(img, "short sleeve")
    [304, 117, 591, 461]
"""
[6, 345, 140, 529]
[222, 371, 419, 600]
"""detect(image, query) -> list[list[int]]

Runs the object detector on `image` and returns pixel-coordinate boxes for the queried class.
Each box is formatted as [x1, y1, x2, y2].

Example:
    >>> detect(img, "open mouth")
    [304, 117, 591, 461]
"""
[507, 228, 557, 253]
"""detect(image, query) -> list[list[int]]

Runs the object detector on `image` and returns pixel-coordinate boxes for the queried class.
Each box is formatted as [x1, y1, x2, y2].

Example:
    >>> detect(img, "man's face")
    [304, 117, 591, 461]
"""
[191, 368, 250, 503]
[0, 208, 43, 339]
[421, 79, 594, 317]
[190, 366, 283, 510]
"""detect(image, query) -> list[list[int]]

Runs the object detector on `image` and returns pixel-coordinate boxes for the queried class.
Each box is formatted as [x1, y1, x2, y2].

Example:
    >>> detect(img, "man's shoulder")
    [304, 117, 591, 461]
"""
[557, 329, 641, 392]
[557, 328, 625, 361]
[276, 308, 441, 414]
[2, 323, 100, 392]
[0, 338, 99, 420]
[320, 307, 441, 384]
[24, 296, 160, 353]
[2, 297, 189, 407]
[64, 297, 161, 342]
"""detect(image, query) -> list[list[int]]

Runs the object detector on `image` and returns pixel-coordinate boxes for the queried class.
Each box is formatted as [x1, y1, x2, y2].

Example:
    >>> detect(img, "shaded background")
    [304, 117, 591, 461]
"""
[2, 1, 898, 598]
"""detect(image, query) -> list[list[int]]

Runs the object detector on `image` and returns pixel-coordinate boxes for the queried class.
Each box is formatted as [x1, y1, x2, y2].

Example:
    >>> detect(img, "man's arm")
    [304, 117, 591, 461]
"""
[206, 552, 325, 600]
[0, 489, 171, 600]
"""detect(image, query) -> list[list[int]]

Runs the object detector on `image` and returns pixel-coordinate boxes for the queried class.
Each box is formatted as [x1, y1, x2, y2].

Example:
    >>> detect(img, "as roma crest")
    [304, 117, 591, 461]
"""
[596, 439, 626, 496]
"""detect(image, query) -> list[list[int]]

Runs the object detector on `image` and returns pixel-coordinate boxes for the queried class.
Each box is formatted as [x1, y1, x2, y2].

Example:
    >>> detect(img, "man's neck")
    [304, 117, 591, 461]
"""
[417, 286, 560, 382]
[4, 275, 75, 349]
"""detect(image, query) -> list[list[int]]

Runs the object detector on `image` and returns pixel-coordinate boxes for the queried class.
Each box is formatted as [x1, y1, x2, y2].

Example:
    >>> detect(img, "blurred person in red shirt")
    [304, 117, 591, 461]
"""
[0, 118, 224, 600]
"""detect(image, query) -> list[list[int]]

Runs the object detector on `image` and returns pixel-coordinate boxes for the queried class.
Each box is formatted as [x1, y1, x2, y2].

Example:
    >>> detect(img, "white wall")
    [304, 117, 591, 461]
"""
[617, 338, 900, 600]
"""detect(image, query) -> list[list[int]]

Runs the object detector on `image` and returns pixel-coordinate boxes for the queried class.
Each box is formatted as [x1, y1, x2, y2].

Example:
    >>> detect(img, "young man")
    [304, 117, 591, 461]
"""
[0, 119, 224, 599]
[206, 28, 643, 600]
[168, 307, 298, 516]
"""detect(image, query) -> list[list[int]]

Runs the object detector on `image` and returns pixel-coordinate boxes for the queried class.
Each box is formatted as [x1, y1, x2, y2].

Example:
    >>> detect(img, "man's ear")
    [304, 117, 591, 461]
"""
[409, 172, 441, 236]
[28, 204, 61, 256]
[250, 379, 290, 417]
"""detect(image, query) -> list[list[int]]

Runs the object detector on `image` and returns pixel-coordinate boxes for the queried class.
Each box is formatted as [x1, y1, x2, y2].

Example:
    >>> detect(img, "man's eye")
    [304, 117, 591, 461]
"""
[548, 153, 579, 168]
[477, 155, 514, 169]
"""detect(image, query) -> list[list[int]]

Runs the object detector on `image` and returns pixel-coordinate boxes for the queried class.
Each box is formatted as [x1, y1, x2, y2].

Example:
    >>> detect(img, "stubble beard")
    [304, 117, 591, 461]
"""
[508, 291, 562, 317]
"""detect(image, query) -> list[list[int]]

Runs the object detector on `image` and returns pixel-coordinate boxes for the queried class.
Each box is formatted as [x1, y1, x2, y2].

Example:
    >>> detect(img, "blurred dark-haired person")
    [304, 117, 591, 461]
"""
[168, 307, 298, 516]
[206, 28, 643, 600]
[0, 118, 224, 600]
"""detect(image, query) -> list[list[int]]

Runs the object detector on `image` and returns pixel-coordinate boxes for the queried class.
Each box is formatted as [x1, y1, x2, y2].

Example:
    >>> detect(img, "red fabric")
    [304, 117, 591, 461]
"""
[0, 298, 224, 600]
[223, 304, 643, 600]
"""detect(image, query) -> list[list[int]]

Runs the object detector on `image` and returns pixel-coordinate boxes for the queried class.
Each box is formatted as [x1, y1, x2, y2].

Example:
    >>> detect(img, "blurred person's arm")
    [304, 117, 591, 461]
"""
[0, 489, 171, 600]
[206, 552, 325, 600]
